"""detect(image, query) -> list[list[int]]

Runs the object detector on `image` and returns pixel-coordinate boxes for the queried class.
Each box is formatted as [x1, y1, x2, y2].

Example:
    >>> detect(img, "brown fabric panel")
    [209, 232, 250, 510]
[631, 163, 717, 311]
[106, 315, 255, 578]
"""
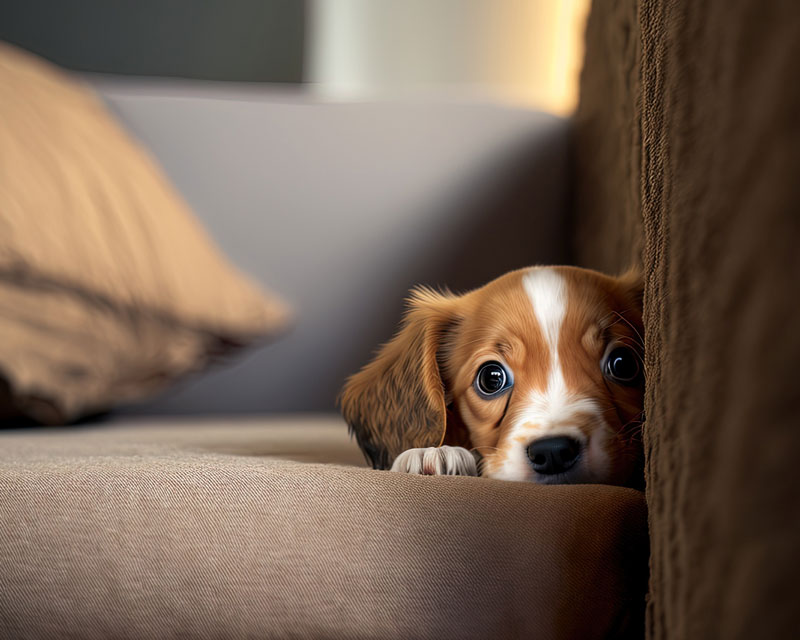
[577, 0, 800, 638]
[640, 1, 800, 638]
[572, 0, 642, 275]
[0, 418, 649, 640]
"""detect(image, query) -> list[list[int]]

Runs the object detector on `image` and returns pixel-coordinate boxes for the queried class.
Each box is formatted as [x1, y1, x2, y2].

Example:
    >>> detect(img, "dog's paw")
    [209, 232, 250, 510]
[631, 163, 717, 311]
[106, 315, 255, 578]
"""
[390, 446, 479, 476]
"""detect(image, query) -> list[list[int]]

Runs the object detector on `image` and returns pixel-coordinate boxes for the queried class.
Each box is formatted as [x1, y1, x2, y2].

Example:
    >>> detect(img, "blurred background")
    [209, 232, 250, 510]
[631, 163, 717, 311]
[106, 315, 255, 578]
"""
[0, 0, 589, 114]
[1, 0, 590, 419]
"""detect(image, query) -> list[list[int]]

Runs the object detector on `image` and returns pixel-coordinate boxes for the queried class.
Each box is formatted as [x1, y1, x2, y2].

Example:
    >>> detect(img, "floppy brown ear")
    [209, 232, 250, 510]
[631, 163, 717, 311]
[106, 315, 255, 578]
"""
[339, 287, 461, 469]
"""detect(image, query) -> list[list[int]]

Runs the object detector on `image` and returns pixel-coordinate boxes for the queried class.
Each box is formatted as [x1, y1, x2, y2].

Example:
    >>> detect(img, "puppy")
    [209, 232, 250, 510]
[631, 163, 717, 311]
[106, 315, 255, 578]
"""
[340, 266, 644, 487]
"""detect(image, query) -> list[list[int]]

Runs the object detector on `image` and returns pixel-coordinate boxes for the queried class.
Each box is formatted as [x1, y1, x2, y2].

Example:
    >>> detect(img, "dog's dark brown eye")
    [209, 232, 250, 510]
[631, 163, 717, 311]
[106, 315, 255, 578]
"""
[475, 361, 512, 398]
[604, 346, 641, 385]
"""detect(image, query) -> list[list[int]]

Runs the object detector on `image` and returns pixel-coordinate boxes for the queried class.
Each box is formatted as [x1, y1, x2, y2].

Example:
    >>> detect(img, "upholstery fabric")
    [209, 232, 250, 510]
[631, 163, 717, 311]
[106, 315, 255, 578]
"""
[0, 416, 649, 640]
[0, 43, 289, 424]
[572, 0, 642, 274]
[575, 1, 800, 637]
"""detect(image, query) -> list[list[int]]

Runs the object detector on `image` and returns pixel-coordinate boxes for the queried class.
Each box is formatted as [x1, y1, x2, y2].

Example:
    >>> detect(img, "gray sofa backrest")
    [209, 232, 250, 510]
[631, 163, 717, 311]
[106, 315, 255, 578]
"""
[88, 77, 570, 413]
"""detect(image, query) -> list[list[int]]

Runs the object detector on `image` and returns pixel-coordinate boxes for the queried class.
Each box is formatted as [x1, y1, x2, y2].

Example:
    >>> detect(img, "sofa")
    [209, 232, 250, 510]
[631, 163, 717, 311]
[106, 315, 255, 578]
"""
[3, 0, 799, 638]
[0, 39, 645, 640]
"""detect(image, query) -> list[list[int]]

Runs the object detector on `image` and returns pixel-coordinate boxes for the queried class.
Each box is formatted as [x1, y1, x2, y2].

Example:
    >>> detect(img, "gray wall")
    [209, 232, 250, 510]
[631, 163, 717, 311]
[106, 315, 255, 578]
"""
[0, 1, 305, 82]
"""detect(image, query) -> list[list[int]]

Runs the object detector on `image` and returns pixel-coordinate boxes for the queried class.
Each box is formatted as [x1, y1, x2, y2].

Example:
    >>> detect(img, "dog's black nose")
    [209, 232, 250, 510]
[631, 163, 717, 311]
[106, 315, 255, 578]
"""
[527, 436, 581, 474]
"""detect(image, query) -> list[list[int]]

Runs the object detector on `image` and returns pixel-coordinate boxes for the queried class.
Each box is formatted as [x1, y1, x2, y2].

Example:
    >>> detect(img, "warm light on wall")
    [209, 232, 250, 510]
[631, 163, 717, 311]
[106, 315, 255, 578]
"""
[309, 0, 591, 115]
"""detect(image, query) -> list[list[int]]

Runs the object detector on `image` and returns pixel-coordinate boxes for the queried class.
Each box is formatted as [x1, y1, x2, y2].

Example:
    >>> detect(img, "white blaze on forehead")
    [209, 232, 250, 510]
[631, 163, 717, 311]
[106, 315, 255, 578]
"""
[522, 268, 568, 407]
[487, 268, 611, 482]
[523, 268, 567, 356]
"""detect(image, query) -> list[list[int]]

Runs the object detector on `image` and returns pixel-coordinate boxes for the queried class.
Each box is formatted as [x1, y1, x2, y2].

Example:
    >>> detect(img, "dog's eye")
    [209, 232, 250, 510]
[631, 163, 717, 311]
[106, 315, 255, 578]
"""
[475, 361, 512, 398]
[603, 346, 642, 385]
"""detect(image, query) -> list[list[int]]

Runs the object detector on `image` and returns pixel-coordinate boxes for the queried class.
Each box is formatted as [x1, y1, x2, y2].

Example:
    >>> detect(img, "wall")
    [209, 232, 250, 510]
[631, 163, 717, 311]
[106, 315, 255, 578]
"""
[0, 0, 305, 82]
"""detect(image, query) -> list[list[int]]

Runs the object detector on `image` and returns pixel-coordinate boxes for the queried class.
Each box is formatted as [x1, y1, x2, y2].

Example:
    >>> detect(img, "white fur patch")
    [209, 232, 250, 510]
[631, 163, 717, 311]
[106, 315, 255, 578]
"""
[487, 269, 611, 482]
[523, 268, 567, 355]
[391, 446, 478, 476]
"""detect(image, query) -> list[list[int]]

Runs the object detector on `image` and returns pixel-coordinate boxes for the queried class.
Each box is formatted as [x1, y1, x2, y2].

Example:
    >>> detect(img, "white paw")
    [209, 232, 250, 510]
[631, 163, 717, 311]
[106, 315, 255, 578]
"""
[390, 446, 479, 476]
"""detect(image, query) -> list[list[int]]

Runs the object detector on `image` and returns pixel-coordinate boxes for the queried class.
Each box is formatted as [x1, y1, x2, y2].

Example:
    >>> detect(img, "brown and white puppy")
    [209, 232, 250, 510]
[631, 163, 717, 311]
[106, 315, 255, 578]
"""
[340, 266, 644, 487]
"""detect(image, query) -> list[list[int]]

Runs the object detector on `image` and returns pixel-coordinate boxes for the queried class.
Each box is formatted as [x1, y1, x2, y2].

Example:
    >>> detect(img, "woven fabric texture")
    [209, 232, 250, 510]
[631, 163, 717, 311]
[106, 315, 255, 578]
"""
[0, 416, 648, 640]
[574, 1, 800, 637]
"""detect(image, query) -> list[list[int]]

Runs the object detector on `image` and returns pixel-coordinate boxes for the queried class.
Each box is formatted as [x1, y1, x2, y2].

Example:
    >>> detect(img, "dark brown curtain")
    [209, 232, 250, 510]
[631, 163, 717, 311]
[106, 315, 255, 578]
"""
[573, 0, 800, 637]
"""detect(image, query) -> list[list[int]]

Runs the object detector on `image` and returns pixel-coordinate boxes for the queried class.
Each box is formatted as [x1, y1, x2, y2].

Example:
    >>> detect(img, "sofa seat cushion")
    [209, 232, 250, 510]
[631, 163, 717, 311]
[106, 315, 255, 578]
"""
[0, 416, 648, 639]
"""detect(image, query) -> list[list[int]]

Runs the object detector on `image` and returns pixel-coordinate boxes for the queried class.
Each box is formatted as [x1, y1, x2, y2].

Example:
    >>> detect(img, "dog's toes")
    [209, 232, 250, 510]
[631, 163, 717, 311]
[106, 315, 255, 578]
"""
[390, 446, 479, 476]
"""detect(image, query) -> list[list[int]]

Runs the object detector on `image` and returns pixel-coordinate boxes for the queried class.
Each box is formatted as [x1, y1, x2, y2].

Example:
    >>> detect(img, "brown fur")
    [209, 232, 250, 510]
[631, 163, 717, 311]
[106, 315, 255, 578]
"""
[339, 287, 461, 469]
[340, 266, 644, 486]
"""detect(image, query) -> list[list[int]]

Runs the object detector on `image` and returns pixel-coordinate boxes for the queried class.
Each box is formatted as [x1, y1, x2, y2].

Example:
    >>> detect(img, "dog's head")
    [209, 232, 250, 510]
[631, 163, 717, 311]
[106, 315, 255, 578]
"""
[340, 266, 644, 487]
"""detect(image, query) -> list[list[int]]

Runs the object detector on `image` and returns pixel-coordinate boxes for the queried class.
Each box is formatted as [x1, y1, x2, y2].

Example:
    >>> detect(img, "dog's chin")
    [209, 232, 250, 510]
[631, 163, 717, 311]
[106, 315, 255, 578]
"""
[485, 455, 614, 485]
[529, 466, 604, 485]
[530, 462, 639, 487]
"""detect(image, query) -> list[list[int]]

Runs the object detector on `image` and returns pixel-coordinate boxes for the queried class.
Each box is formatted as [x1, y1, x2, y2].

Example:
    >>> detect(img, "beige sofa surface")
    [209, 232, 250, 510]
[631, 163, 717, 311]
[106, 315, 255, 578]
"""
[1, 416, 647, 639]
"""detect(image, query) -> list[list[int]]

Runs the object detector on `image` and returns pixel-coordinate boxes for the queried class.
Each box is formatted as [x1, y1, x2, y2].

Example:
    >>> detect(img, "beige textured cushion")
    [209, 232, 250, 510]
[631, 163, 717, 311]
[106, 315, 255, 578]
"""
[0, 416, 648, 640]
[0, 44, 289, 423]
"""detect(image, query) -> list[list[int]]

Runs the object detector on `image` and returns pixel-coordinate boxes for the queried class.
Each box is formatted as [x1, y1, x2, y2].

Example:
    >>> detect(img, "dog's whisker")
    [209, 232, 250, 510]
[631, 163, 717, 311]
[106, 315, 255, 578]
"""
[609, 310, 645, 347]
